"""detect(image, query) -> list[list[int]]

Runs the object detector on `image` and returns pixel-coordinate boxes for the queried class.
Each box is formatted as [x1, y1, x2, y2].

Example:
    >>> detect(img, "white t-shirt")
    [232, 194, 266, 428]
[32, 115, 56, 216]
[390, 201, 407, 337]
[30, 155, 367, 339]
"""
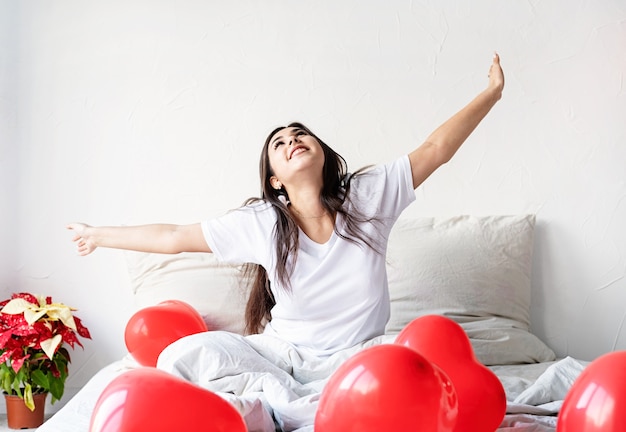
[201, 155, 415, 356]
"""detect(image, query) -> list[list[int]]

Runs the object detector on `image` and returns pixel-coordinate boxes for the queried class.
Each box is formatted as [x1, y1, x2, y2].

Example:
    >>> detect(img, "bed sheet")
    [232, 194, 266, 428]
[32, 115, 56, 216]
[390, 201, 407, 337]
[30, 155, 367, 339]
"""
[35, 356, 587, 432]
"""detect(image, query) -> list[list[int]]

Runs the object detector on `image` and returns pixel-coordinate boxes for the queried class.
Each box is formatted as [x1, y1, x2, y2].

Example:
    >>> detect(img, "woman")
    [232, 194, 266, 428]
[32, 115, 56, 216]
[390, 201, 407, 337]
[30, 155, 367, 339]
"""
[68, 53, 504, 431]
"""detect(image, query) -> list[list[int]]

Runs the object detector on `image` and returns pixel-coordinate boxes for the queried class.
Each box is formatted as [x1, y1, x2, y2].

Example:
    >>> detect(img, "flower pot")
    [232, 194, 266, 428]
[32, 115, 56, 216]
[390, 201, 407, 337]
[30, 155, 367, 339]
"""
[4, 392, 47, 429]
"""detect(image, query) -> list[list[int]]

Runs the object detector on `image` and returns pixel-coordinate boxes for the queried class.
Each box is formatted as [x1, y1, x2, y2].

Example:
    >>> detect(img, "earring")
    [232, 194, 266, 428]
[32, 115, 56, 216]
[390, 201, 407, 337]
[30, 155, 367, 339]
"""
[275, 182, 282, 190]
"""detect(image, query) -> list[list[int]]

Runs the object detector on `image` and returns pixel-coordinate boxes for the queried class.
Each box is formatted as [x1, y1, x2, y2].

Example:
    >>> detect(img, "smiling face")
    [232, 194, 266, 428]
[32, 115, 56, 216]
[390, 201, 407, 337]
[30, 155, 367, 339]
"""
[266, 125, 325, 191]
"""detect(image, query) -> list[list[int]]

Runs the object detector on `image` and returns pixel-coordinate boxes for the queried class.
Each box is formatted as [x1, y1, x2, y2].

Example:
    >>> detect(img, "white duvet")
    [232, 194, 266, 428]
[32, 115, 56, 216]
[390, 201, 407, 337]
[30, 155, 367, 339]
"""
[36, 333, 587, 432]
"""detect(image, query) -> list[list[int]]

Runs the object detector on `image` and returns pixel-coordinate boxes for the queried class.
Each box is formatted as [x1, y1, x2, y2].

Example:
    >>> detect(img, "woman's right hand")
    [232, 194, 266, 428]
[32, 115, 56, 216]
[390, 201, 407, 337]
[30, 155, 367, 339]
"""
[67, 223, 97, 256]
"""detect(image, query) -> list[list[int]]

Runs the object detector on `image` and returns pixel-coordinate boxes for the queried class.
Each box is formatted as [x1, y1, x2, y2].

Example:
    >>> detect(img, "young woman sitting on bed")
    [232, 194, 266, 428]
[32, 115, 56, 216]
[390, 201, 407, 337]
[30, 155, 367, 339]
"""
[67, 53, 505, 432]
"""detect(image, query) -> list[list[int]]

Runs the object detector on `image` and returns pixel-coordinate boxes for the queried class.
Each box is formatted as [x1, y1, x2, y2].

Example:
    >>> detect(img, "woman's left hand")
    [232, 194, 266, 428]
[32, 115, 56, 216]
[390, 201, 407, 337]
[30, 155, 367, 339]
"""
[488, 52, 505, 100]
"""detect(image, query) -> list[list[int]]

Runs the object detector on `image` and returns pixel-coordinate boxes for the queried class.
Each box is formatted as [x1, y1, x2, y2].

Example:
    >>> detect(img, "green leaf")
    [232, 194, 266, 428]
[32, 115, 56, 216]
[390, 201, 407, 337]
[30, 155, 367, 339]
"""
[11, 375, 23, 397]
[49, 374, 64, 402]
[0, 363, 13, 394]
[1, 371, 12, 395]
[30, 369, 49, 391]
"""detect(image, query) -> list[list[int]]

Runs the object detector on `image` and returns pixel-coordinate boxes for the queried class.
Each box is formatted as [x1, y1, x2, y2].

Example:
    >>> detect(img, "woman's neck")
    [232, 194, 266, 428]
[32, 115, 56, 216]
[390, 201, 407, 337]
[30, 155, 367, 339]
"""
[285, 182, 325, 219]
[290, 205, 328, 219]
[284, 184, 335, 243]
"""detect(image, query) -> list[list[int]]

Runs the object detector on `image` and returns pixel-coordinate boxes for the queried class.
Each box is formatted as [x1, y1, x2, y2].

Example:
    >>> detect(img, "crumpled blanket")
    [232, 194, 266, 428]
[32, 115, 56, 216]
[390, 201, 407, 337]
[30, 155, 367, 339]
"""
[157, 331, 390, 432]
[35, 334, 587, 432]
[158, 332, 588, 432]
[494, 356, 588, 432]
[512, 357, 586, 407]
[498, 415, 561, 432]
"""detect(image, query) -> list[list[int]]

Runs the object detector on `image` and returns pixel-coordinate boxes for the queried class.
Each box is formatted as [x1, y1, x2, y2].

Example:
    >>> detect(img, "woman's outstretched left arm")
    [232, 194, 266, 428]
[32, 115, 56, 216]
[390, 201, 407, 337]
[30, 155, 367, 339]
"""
[409, 53, 505, 189]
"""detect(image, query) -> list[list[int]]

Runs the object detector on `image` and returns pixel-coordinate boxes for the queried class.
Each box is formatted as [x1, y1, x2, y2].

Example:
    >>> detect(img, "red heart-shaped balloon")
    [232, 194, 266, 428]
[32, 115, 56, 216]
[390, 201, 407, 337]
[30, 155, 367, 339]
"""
[124, 300, 208, 367]
[315, 344, 458, 432]
[557, 351, 626, 432]
[89, 367, 246, 432]
[396, 315, 506, 432]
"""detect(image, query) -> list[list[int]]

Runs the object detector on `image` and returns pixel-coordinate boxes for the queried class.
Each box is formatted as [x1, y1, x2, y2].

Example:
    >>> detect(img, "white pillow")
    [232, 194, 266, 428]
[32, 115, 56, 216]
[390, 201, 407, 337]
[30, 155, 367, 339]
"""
[385, 215, 556, 365]
[125, 251, 249, 335]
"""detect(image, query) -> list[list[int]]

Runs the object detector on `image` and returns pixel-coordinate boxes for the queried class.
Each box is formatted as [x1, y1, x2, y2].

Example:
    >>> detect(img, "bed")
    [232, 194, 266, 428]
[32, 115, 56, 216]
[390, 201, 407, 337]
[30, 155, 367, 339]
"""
[36, 215, 588, 431]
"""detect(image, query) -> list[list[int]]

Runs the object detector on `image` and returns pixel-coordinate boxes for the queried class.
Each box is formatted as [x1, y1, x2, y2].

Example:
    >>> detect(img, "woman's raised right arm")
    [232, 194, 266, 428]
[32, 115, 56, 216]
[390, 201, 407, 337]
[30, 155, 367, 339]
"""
[66, 222, 212, 256]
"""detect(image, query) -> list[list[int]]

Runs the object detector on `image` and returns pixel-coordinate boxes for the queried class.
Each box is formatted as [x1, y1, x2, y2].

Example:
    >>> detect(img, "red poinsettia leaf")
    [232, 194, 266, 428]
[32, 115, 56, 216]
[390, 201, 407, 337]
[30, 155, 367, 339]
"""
[1, 313, 24, 328]
[0, 330, 13, 348]
[2, 338, 23, 352]
[10, 352, 30, 373]
[73, 317, 91, 339]
[13, 292, 39, 305]
[32, 321, 53, 339]
[11, 322, 40, 337]
[12, 326, 34, 337]
[56, 326, 76, 347]
[0, 348, 17, 364]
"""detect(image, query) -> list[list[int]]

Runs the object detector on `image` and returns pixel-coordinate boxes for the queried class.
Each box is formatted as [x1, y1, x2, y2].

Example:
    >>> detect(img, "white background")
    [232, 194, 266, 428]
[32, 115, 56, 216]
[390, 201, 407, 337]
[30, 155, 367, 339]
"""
[1, 0, 625, 413]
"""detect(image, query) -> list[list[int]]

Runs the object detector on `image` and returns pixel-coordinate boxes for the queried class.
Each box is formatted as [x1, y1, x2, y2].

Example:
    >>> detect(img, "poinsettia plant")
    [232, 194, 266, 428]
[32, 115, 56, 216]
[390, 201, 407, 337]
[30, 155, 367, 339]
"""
[0, 292, 91, 411]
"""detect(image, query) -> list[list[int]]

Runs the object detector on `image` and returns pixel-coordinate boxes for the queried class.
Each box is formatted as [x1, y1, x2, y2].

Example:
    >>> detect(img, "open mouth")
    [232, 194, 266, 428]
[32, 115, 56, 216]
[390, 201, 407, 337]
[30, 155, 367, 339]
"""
[289, 145, 307, 159]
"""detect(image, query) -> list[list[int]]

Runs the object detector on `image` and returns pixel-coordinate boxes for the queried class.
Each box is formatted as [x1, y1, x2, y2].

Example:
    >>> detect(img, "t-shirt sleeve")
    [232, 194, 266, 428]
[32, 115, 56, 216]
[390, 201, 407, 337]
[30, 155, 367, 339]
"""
[201, 202, 275, 266]
[349, 155, 416, 221]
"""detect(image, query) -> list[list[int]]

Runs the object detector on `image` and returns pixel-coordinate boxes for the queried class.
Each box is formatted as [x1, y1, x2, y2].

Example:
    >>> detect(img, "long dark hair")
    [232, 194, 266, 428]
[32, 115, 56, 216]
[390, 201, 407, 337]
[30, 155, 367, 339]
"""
[243, 122, 381, 334]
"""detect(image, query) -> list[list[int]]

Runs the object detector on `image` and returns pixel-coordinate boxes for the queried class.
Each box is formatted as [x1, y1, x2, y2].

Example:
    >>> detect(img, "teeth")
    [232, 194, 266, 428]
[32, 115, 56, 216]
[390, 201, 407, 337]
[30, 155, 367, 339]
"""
[291, 148, 306, 158]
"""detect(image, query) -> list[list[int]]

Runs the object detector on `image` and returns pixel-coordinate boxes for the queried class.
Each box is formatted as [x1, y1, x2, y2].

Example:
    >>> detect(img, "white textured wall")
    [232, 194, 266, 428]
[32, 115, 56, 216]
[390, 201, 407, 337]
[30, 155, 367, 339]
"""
[2, 0, 625, 413]
[0, 1, 18, 291]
